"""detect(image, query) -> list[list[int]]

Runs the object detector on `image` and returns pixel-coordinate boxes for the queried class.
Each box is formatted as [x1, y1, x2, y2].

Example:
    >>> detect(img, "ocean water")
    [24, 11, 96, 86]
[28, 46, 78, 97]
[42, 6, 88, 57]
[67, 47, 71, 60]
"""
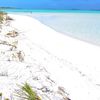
[2, 9, 100, 45]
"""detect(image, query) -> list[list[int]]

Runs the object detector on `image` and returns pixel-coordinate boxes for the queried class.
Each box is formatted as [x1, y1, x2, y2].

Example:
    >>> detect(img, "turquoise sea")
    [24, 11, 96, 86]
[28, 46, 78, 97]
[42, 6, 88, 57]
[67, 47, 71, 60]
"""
[2, 9, 100, 45]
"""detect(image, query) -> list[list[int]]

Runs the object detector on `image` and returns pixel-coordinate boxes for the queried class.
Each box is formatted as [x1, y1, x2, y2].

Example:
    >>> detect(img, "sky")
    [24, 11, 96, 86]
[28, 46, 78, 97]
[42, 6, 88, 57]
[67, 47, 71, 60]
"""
[0, 0, 100, 10]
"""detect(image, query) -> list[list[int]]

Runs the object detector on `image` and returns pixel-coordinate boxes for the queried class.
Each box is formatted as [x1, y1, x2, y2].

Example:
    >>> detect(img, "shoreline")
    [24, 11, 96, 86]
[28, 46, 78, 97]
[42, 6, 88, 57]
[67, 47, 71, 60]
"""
[24, 12, 100, 47]
[6, 12, 100, 47]
[0, 13, 100, 100]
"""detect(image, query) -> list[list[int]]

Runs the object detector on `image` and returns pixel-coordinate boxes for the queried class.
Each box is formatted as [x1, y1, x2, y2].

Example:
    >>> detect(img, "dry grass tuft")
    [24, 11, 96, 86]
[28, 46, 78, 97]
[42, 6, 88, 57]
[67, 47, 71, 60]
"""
[0, 11, 7, 24]
[6, 16, 13, 21]
[6, 30, 18, 38]
[11, 50, 25, 62]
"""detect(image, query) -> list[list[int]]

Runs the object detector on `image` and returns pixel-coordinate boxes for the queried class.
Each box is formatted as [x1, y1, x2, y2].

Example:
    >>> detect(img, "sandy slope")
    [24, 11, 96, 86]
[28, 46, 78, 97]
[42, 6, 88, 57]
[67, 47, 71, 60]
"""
[0, 14, 100, 100]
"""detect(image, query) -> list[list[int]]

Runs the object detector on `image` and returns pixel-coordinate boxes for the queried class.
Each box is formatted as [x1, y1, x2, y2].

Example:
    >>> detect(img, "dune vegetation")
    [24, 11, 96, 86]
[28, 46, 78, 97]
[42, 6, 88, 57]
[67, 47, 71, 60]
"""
[0, 11, 7, 24]
[0, 11, 41, 100]
[16, 83, 41, 100]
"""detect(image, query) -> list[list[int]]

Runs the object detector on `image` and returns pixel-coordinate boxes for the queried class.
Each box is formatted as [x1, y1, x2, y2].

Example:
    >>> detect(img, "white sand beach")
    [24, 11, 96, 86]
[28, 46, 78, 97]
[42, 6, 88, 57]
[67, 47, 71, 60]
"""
[0, 14, 100, 100]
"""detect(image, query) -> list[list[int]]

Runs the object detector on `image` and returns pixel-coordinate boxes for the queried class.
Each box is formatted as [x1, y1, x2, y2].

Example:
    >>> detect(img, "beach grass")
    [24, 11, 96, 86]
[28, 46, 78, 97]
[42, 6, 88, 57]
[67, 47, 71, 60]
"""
[4, 98, 9, 100]
[16, 83, 41, 100]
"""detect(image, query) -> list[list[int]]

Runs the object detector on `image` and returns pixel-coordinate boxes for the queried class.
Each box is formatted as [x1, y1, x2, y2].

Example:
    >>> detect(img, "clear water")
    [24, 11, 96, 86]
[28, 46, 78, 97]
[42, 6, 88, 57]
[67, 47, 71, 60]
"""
[30, 13, 100, 45]
[2, 9, 100, 45]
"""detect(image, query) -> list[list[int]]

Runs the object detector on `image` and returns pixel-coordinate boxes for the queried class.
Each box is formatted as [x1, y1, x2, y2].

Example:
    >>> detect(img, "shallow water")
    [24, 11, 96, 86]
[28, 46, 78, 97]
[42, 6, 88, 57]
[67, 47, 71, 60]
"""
[29, 13, 100, 46]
